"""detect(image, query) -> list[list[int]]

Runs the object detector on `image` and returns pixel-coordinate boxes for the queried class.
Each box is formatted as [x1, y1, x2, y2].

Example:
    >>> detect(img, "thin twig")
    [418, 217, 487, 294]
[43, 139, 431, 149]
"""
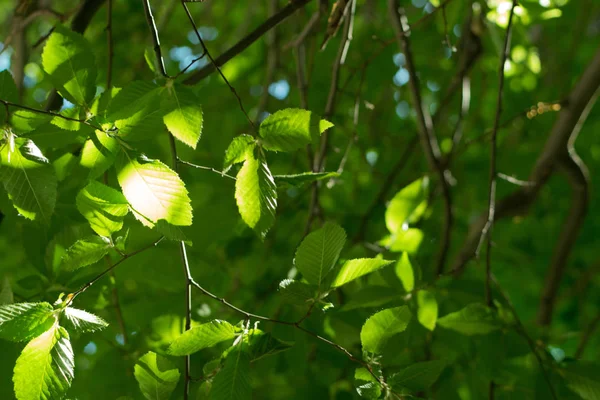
[106, 0, 114, 89]
[142, 0, 170, 78]
[0, 99, 103, 131]
[178, 159, 237, 180]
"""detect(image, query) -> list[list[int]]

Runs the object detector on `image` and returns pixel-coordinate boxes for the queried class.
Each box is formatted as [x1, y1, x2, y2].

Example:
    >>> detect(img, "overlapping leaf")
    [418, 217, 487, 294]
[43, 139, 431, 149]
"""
[134, 352, 180, 400]
[278, 279, 317, 305]
[417, 290, 438, 331]
[60, 236, 112, 272]
[80, 131, 120, 179]
[161, 83, 203, 148]
[76, 181, 129, 237]
[258, 108, 333, 152]
[0, 302, 56, 342]
[331, 258, 394, 288]
[223, 135, 255, 173]
[274, 171, 339, 188]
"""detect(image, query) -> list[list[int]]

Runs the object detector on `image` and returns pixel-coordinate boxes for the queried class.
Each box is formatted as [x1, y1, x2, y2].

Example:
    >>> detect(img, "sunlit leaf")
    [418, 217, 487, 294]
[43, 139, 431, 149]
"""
[354, 367, 382, 399]
[62, 307, 108, 333]
[294, 222, 346, 287]
[168, 320, 236, 356]
[361, 306, 411, 354]
[417, 290, 437, 331]
[380, 228, 424, 254]
[134, 352, 180, 400]
[332, 258, 394, 288]
[13, 324, 74, 400]
[60, 236, 112, 272]
[0, 302, 56, 342]
[41, 24, 97, 107]
[258, 108, 333, 152]
[395, 252, 414, 292]
[76, 180, 129, 237]
[385, 177, 429, 234]
[80, 131, 120, 179]
[223, 134, 255, 173]
[161, 83, 203, 148]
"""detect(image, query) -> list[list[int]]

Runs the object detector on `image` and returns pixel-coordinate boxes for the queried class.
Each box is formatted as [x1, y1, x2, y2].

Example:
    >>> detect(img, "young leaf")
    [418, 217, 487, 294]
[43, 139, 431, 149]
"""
[80, 131, 120, 179]
[107, 81, 164, 141]
[223, 135, 255, 173]
[41, 24, 97, 107]
[60, 236, 112, 272]
[274, 171, 339, 188]
[76, 181, 130, 237]
[258, 108, 333, 152]
[234, 149, 277, 238]
[417, 290, 438, 331]
[437, 303, 501, 335]
[168, 320, 236, 356]
[278, 279, 318, 305]
[134, 352, 180, 400]
[62, 307, 108, 333]
[0, 70, 18, 125]
[161, 83, 203, 148]
[0, 138, 57, 224]
[395, 252, 414, 292]
[361, 306, 412, 354]
[116, 151, 193, 227]
[294, 222, 346, 287]
[388, 360, 446, 392]
[13, 324, 74, 400]
[385, 177, 429, 234]
[0, 302, 56, 342]
[210, 348, 251, 400]
[331, 258, 394, 288]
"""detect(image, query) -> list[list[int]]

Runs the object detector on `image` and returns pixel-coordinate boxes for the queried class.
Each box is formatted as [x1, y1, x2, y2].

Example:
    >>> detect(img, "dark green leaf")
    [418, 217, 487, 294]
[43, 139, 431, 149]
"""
[0, 70, 18, 125]
[295, 222, 346, 287]
[388, 360, 446, 392]
[274, 171, 339, 188]
[437, 303, 501, 335]
[134, 351, 180, 400]
[210, 348, 251, 400]
[278, 279, 318, 305]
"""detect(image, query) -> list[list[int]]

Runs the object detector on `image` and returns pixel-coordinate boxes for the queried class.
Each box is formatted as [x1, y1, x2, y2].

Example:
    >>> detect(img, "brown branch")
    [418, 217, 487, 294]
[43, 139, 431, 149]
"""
[387, 1, 453, 275]
[183, 0, 313, 86]
[451, 46, 600, 275]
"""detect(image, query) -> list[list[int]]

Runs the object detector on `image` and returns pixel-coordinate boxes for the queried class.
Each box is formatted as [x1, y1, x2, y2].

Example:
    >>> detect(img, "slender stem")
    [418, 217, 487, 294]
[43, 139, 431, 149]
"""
[178, 159, 236, 180]
[106, 0, 114, 89]
[0, 99, 103, 131]
[142, 0, 169, 78]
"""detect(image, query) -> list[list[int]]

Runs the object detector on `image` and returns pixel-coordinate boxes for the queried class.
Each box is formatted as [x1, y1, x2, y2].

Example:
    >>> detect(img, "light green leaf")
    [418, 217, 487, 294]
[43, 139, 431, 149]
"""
[395, 252, 415, 292]
[76, 181, 129, 237]
[258, 108, 333, 152]
[278, 279, 318, 305]
[388, 360, 446, 392]
[385, 177, 429, 234]
[294, 222, 346, 287]
[234, 149, 277, 238]
[41, 24, 97, 107]
[361, 306, 412, 354]
[13, 324, 74, 400]
[0, 138, 57, 224]
[116, 151, 193, 227]
[80, 131, 120, 179]
[437, 303, 501, 335]
[561, 361, 600, 400]
[0, 70, 18, 126]
[210, 348, 251, 400]
[332, 258, 394, 288]
[50, 106, 84, 131]
[62, 307, 108, 333]
[134, 352, 180, 400]
[0, 302, 56, 342]
[60, 236, 112, 272]
[10, 110, 51, 132]
[161, 83, 203, 148]
[223, 135, 255, 173]
[222, 329, 293, 362]
[168, 320, 236, 356]
[354, 368, 382, 399]
[417, 290, 438, 331]
[380, 229, 424, 254]
[107, 81, 164, 141]
[274, 171, 339, 188]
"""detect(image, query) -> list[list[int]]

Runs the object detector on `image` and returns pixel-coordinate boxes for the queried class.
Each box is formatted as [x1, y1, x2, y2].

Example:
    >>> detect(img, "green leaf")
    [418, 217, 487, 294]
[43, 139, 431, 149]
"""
[134, 352, 180, 400]
[417, 290, 438, 331]
[41, 24, 97, 107]
[80, 131, 120, 179]
[107, 81, 164, 141]
[0, 70, 18, 126]
[22, 121, 89, 149]
[342, 286, 399, 311]
[274, 171, 340, 188]
[294, 222, 346, 287]
[210, 348, 251, 400]
[361, 306, 412, 354]
[258, 108, 333, 152]
[0, 138, 57, 224]
[388, 360, 446, 392]
[385, 177, 429, 234]
[437, 303, 501, 335]
[116, 151, 193, 227]
[222, 329, 293, 362]
[0, 302, 56, 342]
[155, 219, 188, 242]
[0, 276, 13, 305]
[354, 368, 382, 399]
[60, 236, 112, 272]
[395, 252, 415, 292]
[223, 135, 255, 173]
[13, 324, 74, 400]
[561, 361, 600, 400]
[278, 279, 318, 305]
[168, 320, 236, 356]
[234, 149, 277, 238]
[380, 229, 424, 254]
[332, 258, 394, 288]
[76, 180, 129, 237]
[161, 83, 203, 148]
[62, 307, 108, 333]
[50, 106, 84, 131]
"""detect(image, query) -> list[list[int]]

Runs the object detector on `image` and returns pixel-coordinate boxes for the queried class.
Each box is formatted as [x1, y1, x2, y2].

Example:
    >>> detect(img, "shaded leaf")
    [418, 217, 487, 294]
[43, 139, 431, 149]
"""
[295, 222, 346, 287]
[332, 258, 394, 288]
[76, 180, 129, 237]
[278, 279, 317, 305]
[342, 286, 399, 311]
[223, 135, 255, 173]
[168, 320, 236, 356]
[437, 303, 501, 335]
[60, 236, 112, 272]
[388, 360, 446, 392]
[417, 290, 438, 331]
[259, 108, 333, 152]
[210, 348, 251, 400]
[0, 302, 56, 342]
[161, 83, 203, 148]
[274, 171, 339, 188]
[0, 70, 18, 125]
[134, 351, 180, 400]
[361, 306, 412, 354]
[561, 361, 600, 400]
[62, 307, 108, 333]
